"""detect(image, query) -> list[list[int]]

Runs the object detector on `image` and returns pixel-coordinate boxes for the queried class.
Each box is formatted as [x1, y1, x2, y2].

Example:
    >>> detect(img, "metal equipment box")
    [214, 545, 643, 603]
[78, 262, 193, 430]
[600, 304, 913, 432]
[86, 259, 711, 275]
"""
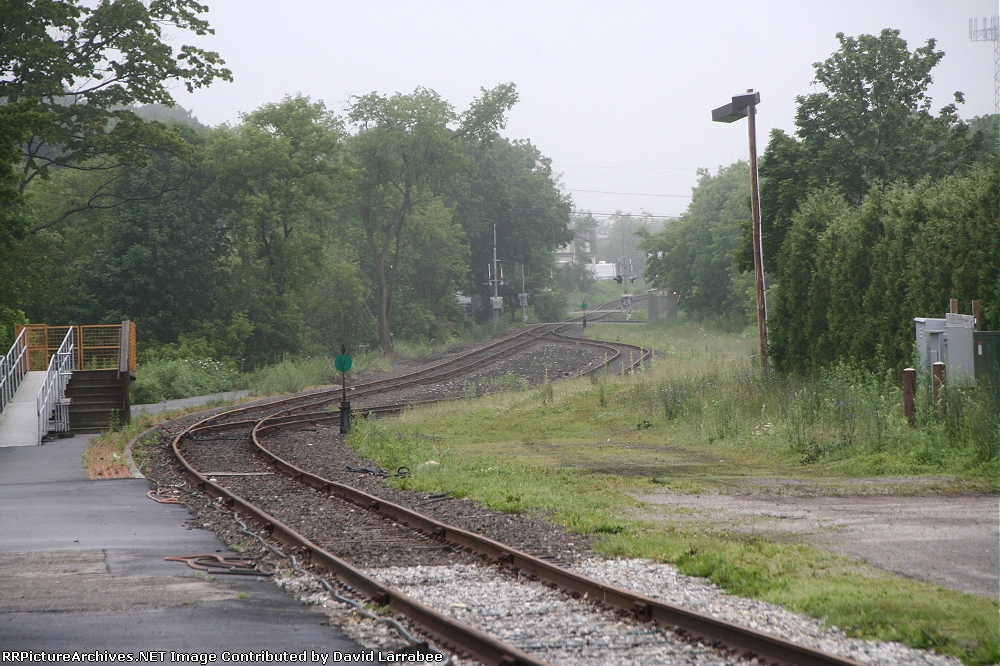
[915, 318, 946, 369]
[914, 316, 975, 387]
[647, 290, 678, 320]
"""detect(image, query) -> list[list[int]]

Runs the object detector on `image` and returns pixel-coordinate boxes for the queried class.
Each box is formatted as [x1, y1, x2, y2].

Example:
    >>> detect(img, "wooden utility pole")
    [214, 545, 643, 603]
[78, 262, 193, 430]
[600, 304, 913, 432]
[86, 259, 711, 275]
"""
[903, 368, 916, 426]
[746, 92, 768, 368]
[712, 89, 767, 368]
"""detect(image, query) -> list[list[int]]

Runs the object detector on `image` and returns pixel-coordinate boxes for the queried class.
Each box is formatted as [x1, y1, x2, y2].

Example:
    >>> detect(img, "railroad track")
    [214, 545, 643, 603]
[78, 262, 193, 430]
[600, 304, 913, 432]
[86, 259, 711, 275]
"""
[160, 315, 864, 666]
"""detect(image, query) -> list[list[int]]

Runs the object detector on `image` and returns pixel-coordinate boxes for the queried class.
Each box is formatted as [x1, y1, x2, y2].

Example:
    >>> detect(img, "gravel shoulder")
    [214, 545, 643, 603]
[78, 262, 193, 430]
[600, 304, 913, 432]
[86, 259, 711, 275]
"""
[632, 485, 999, 598]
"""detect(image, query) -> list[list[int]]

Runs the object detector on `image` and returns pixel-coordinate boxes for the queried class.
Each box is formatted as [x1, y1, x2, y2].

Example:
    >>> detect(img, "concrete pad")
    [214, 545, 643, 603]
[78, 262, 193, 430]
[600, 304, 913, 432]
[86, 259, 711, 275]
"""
[0, 371, 46, 447]
[1, 550, 234, 613]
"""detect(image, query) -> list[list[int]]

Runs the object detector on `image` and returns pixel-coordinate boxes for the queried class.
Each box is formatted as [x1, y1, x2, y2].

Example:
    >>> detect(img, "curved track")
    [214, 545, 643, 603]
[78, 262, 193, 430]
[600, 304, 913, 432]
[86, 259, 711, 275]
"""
[165, 316, 864, 666]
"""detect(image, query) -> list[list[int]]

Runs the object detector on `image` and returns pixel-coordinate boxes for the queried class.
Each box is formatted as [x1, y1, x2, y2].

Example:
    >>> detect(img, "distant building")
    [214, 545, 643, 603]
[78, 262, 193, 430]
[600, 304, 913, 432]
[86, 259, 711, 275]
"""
[554, 229, 598, 266]
[589, 261, 617, 280]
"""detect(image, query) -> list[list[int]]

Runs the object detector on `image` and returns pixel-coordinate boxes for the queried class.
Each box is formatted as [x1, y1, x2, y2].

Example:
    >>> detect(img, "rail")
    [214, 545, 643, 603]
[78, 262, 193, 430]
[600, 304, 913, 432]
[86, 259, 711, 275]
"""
[36, 327, 76, 442]
[0, 328, 28, 414]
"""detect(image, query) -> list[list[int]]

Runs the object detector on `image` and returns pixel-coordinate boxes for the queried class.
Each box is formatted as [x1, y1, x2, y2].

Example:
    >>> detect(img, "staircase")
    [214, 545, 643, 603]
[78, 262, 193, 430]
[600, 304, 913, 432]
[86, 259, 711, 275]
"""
[66, 369, 128, 433]
[12, 321, 136, 441]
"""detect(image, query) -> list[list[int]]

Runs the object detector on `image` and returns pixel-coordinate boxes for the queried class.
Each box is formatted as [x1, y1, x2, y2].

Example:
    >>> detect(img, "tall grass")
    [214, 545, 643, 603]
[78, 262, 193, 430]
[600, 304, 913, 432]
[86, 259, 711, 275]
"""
[131, 352, 393, 404]
[244, 356, 338, 396]
[614, 360, 997, 476]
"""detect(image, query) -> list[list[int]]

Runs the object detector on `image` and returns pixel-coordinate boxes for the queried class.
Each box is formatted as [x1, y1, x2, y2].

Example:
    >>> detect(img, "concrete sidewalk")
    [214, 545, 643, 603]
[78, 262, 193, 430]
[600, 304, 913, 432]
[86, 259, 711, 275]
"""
[131, 390, 252, 419]
[0, 434, 363, 660]
[0, 371, 46, 447]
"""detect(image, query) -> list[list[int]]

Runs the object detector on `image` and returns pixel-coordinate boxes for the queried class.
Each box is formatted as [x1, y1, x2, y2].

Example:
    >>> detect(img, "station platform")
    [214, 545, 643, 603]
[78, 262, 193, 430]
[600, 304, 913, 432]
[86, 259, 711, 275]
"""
[0, 432, 364, 660]
[0, 371, 46, 447]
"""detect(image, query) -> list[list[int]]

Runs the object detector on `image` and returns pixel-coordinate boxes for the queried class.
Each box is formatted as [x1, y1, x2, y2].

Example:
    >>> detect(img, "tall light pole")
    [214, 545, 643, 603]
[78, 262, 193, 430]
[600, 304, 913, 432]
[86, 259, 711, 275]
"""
[712, 90, 768, 368]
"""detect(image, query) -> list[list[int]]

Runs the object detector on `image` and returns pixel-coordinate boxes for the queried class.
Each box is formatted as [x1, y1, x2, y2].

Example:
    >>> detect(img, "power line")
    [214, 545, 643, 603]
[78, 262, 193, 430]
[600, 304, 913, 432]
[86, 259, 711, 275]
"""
[563, 188, 691, 198]
[554, 165, 700, 170]
[571, 210, 680, 218]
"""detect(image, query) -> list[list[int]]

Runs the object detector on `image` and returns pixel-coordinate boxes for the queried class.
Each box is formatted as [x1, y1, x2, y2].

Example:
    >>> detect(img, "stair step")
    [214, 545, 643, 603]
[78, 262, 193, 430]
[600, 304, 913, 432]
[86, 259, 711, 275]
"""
[67, 378, 123, 387]
[69, 402, 123, 412]
[66, 384, 123, 396]
[72, 369, 119, 378]
[68, 391, 122, 400]
[60, 369, 129, 431]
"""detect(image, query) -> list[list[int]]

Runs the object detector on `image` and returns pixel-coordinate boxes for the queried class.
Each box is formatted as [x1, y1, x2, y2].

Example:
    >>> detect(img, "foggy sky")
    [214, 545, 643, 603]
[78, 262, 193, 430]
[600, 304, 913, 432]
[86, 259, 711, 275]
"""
[173, 0, 998, 219]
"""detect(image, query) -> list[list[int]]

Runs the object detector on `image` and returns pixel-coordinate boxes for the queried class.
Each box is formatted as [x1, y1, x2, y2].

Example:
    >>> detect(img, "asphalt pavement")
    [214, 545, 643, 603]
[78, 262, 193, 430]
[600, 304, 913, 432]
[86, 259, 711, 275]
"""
[0, 433, 364, 662]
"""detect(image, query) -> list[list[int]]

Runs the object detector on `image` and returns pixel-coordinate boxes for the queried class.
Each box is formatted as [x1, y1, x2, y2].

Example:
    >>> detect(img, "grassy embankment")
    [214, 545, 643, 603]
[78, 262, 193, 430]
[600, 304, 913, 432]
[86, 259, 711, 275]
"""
[345, 319, 998, 665]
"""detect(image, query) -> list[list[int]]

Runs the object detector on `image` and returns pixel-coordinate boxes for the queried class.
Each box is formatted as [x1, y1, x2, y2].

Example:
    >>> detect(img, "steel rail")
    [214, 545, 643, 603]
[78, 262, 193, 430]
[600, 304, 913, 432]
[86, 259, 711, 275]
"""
[188, 325, 641, 439]
[183, 333, 646, 441]
[191, 299, 636, 430]
[170, 415, 552, 666]
[191, 322, 571, 428]
[246, 414, 864, 666]
[167, 314, 657, 664]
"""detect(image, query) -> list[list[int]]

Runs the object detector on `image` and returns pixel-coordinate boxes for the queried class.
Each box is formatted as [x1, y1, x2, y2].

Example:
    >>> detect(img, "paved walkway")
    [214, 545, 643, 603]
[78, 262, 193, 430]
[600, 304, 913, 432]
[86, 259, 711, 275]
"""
[0, 434, 363, 659]
[0, 371, 45, 447]
[131, 390, 252, 419]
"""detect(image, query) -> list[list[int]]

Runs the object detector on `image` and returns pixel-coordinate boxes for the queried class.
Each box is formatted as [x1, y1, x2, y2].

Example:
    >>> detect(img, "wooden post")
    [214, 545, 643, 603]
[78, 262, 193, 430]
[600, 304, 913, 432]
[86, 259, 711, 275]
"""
[932, 361, 946, 418]
[903, 368, 916, 426]
[949, 298, 959, 314]
[972, 300, 981, 331]
[747, 92, 768, 370]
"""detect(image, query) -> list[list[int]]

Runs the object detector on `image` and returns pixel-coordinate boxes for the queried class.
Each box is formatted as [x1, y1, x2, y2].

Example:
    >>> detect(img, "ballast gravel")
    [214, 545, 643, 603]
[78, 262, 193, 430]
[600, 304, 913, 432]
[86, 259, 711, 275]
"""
[568, 558, 961, 666]
[366, 564, 750, 666]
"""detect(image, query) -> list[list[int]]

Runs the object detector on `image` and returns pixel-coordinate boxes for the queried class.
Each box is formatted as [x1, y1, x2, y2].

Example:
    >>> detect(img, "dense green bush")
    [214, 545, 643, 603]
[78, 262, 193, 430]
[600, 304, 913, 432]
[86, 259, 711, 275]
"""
[131, 355, 345, 404]
[245, 356, 338, 396]
[531, 289, 568, 322]
[770, 162, 998, 374]
[130, 358, 244, 404]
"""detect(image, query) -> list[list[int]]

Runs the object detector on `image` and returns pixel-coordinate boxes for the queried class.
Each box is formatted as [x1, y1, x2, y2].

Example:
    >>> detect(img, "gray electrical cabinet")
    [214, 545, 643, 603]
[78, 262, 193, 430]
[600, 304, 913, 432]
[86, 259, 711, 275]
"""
[648, 290, 678, 320]
[915, 318, 946, 369]
[914, 315, 975, 387]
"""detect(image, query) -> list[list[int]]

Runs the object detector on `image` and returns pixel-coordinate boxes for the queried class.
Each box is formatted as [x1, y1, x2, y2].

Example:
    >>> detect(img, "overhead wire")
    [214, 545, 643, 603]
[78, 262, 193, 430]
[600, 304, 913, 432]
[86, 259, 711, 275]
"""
[562, 188, 690, 198]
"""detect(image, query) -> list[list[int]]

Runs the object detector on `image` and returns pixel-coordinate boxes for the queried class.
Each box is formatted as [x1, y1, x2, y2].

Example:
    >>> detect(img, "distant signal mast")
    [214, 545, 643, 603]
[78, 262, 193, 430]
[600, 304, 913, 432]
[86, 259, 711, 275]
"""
[969, 16, 999, 113]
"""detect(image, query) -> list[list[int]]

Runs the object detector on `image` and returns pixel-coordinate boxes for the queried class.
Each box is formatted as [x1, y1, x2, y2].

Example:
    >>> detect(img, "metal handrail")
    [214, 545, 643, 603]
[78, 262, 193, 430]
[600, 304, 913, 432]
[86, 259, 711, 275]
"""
[37, 327, 76, 443]
[1, 328, 29, 414]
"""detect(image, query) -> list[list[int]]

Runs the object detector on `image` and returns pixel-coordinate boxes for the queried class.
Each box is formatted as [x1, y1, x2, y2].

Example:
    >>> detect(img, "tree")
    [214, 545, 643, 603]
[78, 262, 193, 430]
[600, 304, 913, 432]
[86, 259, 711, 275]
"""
[641, 163, 753, 323]
[345, 85, 517, 353]
[391, 199, 470, 343]
[84, 141, 225, 344]
[769, 160, 998, 374]
[739, 29, 989, 272]
[203, 96, 347, 364]
[0, 0, 230, 243]
[448, 137, 572, 321]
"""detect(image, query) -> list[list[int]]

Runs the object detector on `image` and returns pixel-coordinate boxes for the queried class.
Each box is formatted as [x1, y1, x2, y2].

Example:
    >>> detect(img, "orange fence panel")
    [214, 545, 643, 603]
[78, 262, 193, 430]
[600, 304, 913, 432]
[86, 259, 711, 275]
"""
[15, 322, 136, 372]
